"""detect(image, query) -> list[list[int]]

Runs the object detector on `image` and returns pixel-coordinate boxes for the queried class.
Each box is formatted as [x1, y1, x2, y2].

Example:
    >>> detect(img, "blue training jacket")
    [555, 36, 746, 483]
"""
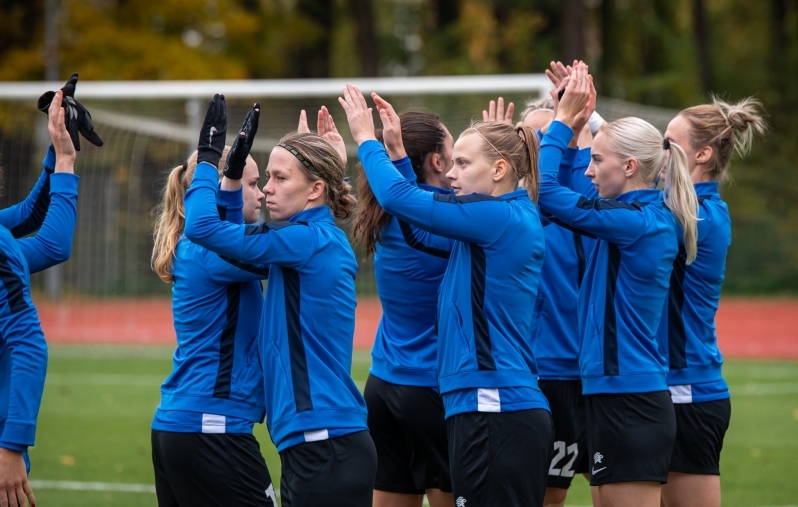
[0, 147, 79, 461]
[371, 156, 452, 388]
[538, 121, 679, 395]
[659, 181, 730, 403]
[185, 161, 367, 452]
[153, 185, 269, 434]
[534, 147, 597, 380]
[0, 145, 55, 239]
[359, 140, 549, 418]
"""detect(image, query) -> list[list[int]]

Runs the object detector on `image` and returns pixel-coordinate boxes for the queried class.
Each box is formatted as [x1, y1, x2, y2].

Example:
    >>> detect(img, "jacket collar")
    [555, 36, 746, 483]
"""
[288, 205, 333, 223]
[616, 188, 661, 204]
[694, 181, 720, 197]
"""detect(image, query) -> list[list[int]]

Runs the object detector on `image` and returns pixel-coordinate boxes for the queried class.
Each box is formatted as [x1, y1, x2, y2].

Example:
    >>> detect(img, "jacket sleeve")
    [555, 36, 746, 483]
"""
[217, 187, 244, 225]
[537, 121, 648, 248]
[185, 162, 315, 268]
[358, 140, 511, 245]
[16, 173, 79, 274]
[569, 147, 598, 198]
[389, 156, 453, 256]
[0, 146, 56, 238]
[0, 242, 47, 452]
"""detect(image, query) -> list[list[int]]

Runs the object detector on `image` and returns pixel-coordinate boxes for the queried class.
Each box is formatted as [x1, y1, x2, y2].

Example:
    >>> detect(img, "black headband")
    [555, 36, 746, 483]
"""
[663, 138, 671, 150]
[277, 143, 317, 175]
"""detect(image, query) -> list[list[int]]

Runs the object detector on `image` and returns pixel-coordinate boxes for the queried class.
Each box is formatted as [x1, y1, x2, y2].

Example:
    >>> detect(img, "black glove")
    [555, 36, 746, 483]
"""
[197, 94, 227, 167]
[37, 72, 104, 151]
[224, 103, 260, 180]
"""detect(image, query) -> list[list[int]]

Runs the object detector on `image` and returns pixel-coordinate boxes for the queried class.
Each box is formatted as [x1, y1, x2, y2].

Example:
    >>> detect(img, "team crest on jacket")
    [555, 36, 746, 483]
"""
[594, 452, 603, 464]
[456, 497, 467, 507]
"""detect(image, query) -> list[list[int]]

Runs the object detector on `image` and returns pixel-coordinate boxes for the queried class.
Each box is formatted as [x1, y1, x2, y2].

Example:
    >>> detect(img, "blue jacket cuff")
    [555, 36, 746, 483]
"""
[195, 162, 220, 187]
[0, 442, 28, 453]
[541, 121, 574, 150]
[217, 187, 243, 208]
[357, 139, 384, 160]
[562, 147, 578, 166]
[50, 172, 80, 194]
[43, 145, 56, 173]
[0, 422, 36, 449]
[392, 157, 417, 182]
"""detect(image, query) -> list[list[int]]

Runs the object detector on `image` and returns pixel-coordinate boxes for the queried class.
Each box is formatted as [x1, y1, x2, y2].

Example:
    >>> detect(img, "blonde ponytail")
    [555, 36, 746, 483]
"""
[679, 96, 767, 180]
[664, 142, 699, 263]
[151, 148, 229, 282]
[599, 118, 699, 264]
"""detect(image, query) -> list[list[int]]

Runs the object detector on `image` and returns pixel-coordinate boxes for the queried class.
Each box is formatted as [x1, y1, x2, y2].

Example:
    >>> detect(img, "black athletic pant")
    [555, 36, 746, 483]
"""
[279, 430, 377, 507]
[151, 430, 276, 507]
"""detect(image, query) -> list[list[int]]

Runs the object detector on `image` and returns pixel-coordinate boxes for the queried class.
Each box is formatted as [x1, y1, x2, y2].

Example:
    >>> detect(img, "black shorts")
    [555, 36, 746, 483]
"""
[540, 380, 589, 489]
[279, 430, 377, 507]
[364, 374, 452, 494]
[151, 430, 276, 507]
[585, 391, 676, 486]
[448, 409, 553, 507]
[670, 398, 731, 475]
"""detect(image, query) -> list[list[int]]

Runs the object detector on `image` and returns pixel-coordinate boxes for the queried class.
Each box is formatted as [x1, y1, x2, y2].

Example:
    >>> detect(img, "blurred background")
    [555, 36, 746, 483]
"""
[0, 1, 797, 506]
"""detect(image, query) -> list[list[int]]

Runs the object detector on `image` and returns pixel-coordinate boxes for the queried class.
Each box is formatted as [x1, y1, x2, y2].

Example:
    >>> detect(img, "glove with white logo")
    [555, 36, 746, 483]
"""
[224, 102, 260, 180]
[37, 72, 104, 151]
[197, 94, 227, 167]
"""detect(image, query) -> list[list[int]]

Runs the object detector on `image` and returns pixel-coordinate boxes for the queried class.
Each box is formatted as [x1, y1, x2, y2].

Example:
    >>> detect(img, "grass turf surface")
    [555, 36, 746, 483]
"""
[27, 345, 798, 507]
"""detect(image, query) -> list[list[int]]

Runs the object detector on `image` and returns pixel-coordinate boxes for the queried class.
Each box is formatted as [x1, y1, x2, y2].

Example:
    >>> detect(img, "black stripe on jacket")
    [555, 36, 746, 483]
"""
[283, 267, 313, 412]
[0, 249, 29, 313]
[213, 283, 242, 398]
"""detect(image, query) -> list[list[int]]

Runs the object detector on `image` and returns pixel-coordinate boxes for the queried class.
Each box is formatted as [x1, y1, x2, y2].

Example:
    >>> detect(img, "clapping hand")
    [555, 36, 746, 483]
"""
[225, 103, 260, 180]
[38, 72, 103, 151]
[482, 97, 515, 124]
[554, 62, 591, 131]
[338, 84, 377, 146]
[372, 93, 406, 161]
[197, 94, 227, 167]
[317, 106, 348, 166]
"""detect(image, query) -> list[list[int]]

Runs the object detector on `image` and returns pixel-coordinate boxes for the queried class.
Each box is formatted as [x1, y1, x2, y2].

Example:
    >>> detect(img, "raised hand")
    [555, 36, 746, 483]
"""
[37, 72, 103, 151]
[225, 103, 260, 180]
[317, 106, 347, 166]
[482, 97, 515, 124]
[544, 61, 572, 90]
[338, 83, 377, 146]
[571, 75, 597, 139]
[47, 90, 76, 173]
[297, 109, 311, 134]
[371, 93, 406, 161]
[197, 94, 227, 167]
[554, 62, 591, 130]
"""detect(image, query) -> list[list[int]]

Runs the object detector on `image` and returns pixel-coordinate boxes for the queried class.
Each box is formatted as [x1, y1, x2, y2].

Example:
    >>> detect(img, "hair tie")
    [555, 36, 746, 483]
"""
[277, 142, 318, 176]
[181, 161, 188, 172]
[663, 139, 671, 150]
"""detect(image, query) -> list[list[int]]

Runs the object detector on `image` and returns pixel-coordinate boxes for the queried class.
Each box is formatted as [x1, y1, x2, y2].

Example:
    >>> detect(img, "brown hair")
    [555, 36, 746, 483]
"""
[679, 96, 767, 181]
[461, 120, 540, 202]
[278, 131, 356, 220]
[151, 147, 231, 282]
[352, 110, 448, 257]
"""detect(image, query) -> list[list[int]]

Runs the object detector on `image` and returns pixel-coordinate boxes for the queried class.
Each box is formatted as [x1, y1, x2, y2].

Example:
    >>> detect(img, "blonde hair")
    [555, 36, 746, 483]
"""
[151, 147, 231, 282]
[461, 121, 540, 202]
[599, 118, 699, 263]
[278, 132, 356, 220]
[680, 96, 767, 180]
[519, 98, 555, 122]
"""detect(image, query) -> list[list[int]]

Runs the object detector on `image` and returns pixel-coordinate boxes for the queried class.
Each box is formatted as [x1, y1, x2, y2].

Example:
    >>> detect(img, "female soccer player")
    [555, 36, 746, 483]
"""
[659, 97, 766, 507]
[352, 110, 455, 507]
[150, 102, 278, 507]
[342, 85, 552, 507]
[1, 89, 81, 507]
[539, 63, 699, 507]
[184, 95, 375, 507]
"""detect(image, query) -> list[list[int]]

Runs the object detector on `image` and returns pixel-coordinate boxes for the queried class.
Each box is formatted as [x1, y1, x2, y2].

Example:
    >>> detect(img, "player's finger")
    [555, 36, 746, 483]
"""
[353, 85, 369, 110]
[22, 481, 35, 507]
[482, 110, 489, 121]
[505, 102, 515, 122]
[497, 97, 505, 121]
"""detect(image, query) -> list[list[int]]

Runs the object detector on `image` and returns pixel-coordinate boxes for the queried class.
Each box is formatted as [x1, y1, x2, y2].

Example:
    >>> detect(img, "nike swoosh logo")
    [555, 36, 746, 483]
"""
[592, 467, 607, 474]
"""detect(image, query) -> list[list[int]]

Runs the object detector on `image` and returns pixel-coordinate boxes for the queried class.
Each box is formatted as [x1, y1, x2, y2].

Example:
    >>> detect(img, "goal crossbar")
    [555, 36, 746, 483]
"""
[0, 74, 550, 100]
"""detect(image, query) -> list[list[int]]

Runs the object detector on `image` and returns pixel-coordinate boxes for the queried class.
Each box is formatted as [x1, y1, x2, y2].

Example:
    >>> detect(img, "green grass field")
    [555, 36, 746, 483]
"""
[27, 345, 798, 507]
